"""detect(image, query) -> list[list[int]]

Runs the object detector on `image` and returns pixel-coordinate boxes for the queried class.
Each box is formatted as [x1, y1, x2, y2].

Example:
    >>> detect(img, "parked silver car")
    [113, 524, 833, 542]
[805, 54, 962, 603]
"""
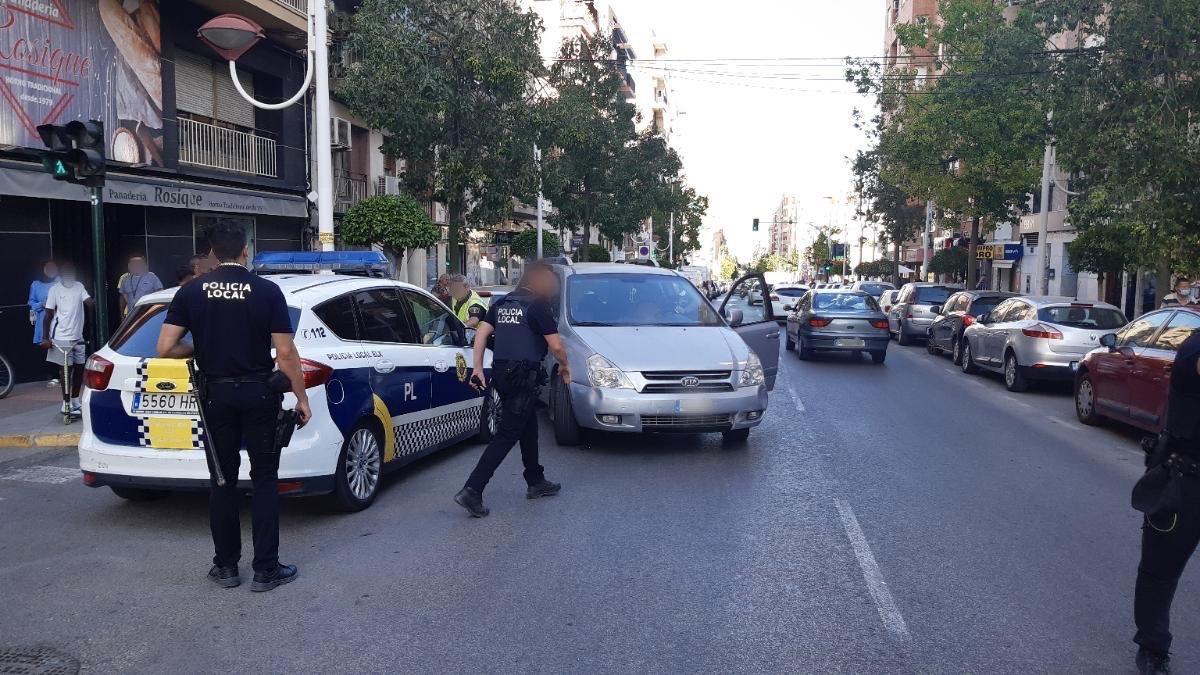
[888, 282, 963, 345]
[960, 296, 1128, 391]
[878, 289, 900, 316]
[785, 290, 890, 364]
[851, 280, 896, 299]
[542, 265, 777, 445]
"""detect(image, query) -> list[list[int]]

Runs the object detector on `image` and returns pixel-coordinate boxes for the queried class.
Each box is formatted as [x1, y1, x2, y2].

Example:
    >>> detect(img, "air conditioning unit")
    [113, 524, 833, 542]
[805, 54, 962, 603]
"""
[377, 175, 400, 196]
[331, 117, 352, 150]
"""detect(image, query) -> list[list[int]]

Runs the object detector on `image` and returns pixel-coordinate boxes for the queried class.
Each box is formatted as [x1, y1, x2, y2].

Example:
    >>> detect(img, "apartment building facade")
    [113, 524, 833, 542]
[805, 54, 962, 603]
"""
[0, 0, 310, 381]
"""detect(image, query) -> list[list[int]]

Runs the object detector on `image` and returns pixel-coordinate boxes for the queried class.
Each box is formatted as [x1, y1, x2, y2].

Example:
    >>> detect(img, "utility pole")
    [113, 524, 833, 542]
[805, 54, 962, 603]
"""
[89, 188, 108, 343]
[920, 199, 934, 281]
[668, 211, 674, 266]
[1036, 142, 1055, 295]
[534, 145, 544, 260]
[312, 5, 335, 251]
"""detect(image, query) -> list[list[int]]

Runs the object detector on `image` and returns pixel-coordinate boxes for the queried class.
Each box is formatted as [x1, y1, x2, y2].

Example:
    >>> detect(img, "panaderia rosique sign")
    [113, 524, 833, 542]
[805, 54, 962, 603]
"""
[0, 0, 164, 166]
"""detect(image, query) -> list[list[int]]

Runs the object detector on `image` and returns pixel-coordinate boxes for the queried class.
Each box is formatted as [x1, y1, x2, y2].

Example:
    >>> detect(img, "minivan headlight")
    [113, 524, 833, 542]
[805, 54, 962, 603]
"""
[587, 354, 633, 389]
[739, 352, 764, 387]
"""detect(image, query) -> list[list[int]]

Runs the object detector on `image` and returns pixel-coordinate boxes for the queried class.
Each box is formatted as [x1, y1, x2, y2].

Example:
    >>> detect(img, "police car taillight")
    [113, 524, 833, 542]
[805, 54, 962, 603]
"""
[300, 359, 333, 388]
[84, 355, 114, 390]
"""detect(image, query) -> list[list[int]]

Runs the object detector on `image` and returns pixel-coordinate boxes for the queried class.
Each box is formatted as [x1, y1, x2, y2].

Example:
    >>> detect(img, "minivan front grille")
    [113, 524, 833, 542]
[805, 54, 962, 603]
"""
[642, 413, 733, 429]
[639, 370, 733, 394]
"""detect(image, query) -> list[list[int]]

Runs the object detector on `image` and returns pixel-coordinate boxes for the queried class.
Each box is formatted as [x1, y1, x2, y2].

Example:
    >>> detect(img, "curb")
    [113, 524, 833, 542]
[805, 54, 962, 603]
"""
[0, 432, 80, 449]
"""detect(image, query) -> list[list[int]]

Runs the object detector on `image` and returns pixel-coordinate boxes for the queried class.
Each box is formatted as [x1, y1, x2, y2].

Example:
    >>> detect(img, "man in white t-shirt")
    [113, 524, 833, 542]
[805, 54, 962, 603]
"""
[40, 262, 94, 416]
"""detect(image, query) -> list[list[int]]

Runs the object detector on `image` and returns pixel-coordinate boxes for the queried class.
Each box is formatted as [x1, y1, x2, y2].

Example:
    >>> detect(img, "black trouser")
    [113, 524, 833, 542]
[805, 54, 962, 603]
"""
[203, 380, 281, 573]
[1134, 442, 1200, 655]
[464, 363, 545, 493]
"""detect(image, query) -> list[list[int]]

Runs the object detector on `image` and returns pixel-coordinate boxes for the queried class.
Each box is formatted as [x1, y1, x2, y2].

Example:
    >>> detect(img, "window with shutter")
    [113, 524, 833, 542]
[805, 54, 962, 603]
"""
[175, 51, 214, 118]
[214, 64, 256, 129]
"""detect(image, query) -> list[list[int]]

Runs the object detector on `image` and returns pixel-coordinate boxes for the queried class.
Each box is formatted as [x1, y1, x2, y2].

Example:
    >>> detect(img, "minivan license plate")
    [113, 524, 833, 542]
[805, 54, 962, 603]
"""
[835, 338, 866, 348]
[132, 392, 198, 416]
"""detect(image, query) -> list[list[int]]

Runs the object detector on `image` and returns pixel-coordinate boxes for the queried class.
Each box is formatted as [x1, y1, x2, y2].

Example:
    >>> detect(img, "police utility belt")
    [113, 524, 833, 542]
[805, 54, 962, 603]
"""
[1132, 433, 1200, 517]
[492, 359, 547, 388]
[192, 368, 300, 454]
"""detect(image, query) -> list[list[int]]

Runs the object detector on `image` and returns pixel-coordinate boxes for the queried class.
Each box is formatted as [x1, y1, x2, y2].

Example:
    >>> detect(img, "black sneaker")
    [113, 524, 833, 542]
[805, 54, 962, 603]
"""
[207, 565, 240, 588]
[250, 563, 298, 592]
[454, 487, 489, 517]
[1137, 647, 1171, 675]
[526, 479, 561, 499]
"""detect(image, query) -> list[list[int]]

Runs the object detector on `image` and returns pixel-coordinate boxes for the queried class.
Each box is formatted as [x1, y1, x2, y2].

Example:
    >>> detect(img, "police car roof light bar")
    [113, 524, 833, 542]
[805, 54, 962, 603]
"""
[252, 251, 391, 278]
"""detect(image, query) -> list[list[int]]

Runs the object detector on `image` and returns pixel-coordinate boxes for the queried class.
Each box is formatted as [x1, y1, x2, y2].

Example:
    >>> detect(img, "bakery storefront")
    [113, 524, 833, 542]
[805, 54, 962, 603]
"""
[0, 162, 306, 382]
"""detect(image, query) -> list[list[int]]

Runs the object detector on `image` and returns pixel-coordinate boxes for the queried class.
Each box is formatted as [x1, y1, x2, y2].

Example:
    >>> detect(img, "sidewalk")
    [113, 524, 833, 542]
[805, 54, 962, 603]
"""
[0, 381, 81, 448]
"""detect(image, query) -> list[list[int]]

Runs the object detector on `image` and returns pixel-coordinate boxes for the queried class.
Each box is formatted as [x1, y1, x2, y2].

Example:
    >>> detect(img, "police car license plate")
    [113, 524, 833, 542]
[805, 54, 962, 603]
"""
[132, 392, 198, 416]
[835, 338, 866, 348]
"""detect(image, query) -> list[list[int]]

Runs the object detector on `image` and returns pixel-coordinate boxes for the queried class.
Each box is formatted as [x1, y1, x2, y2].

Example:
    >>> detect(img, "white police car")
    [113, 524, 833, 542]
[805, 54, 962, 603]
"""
[78, 252, 497, 511]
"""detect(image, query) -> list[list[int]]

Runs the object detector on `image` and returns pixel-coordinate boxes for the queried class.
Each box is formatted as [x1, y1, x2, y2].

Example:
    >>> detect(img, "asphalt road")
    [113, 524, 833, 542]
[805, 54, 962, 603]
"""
[0, 338, 1195, 673]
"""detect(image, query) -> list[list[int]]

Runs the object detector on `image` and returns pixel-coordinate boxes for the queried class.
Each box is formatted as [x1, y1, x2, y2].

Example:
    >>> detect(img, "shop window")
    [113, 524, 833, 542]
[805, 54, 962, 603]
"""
[194, 214, 255, 260]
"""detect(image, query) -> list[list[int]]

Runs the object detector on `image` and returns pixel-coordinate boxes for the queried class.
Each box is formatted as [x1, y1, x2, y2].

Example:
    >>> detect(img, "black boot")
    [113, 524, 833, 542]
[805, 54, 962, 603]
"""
[1137, 647, 1171, 675]
[207, 565, 240, 588]
[526, 479, 561, 499]
[454, 487, 489, 517]
[250, 563, 298, 592]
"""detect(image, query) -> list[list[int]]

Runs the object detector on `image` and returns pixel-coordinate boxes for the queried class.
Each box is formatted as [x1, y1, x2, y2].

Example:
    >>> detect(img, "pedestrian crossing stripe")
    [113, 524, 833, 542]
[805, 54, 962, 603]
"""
[135, 358, 206, 451]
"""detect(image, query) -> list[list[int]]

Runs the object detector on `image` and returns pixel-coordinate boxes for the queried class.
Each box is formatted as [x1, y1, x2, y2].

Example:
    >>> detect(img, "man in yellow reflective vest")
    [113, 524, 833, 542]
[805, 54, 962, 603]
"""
[448, 275, 489, 328]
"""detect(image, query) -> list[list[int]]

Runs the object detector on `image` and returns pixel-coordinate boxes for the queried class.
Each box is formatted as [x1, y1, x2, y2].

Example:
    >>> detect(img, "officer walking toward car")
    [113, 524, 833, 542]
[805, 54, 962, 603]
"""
[448, 274, 489, 328]
[455, 262, 570, 517]
[1132, 327, 1200, 674]
[156, 222, 311, 592]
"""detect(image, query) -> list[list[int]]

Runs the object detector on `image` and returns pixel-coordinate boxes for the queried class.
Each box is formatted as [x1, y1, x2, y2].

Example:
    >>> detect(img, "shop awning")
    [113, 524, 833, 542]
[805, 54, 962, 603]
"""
[897, 264, 916, 274]
[0, 160, 307, 218]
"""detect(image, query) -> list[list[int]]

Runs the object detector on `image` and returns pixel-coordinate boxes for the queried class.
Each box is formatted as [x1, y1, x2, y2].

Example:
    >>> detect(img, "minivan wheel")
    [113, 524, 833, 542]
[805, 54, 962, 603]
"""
[553, 377, 582, 446]
[1004, 352, 1029, 392]
[951, 337, 965, 365]
[926, 337, 939, 355]
[722, 428, 750, 445]
[897, 322, 912, 345]
[1075, 372, 1102, 425]
[333, 422, 383, 512]
[961, 341, 979, 374]
[785, 332, 796, 351]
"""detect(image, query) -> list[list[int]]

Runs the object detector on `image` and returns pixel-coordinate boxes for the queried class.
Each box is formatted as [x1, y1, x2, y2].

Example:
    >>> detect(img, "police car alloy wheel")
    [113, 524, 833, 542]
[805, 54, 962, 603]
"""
[334, 424, 383, 511]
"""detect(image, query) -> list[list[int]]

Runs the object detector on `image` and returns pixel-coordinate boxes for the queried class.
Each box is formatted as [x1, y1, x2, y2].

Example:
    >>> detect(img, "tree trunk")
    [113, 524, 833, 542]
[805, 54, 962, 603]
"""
[447, 201, 461, 275]
[892, 241, 901, 285]
[579, 222, 591, 262]
[966, 215, 980, 289]
[1155, 255, 1172, 310]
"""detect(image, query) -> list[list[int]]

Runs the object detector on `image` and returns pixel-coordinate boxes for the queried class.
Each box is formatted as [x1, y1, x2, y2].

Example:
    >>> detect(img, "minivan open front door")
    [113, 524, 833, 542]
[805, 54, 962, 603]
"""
[719, 273, 780, 390]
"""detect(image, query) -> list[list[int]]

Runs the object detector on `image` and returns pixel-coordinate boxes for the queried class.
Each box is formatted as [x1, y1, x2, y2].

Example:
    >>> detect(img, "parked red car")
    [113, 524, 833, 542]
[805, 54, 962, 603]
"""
[1074, 306, 1200, 431]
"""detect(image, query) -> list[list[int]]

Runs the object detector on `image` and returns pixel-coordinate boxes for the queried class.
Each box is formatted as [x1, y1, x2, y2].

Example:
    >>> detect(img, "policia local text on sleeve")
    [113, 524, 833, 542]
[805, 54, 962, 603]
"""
[156, 222, 312, 593]
[455, 262, 571, 518]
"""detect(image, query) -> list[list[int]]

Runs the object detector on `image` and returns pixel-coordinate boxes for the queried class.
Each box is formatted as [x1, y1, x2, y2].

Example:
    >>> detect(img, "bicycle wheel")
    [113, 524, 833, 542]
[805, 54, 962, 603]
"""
[0, 351, 14, 399]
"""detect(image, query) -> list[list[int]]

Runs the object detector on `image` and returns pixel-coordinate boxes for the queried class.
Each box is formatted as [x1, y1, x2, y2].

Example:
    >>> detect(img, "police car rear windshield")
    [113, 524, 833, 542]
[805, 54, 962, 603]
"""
[567, 273, 723, 327]
[108, 302, 302, 357]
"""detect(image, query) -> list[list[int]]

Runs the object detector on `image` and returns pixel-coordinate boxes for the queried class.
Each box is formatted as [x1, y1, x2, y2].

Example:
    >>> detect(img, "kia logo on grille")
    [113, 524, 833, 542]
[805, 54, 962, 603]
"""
[680, 376, 701, 388]
[155, 381, 176, 391]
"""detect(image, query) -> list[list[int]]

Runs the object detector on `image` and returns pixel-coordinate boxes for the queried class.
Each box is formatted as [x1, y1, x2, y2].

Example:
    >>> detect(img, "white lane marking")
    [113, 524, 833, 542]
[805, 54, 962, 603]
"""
[0, 466, 78, 484]
[786, 379, 806, 412]
[835, 499, 911, 640]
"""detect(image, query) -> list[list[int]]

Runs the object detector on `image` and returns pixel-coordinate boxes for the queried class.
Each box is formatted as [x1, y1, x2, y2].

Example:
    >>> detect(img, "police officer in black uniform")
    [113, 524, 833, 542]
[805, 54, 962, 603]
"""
[455, 262, 570, 517]
[157, 222, 311, 591]
[1134, 327, 1200, 674]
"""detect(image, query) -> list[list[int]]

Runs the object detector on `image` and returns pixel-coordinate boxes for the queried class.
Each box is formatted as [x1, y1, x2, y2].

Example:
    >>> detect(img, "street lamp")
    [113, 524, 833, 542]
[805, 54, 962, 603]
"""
[197, 11, 334, 251]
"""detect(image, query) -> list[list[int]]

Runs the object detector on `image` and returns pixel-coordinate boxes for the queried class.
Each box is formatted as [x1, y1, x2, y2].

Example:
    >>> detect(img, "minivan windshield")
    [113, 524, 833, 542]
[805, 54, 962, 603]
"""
[567, 273, 722, 327]
[915, 286, 954, 304]
[109, 301, 302, 357]
[1038, 305, 1128, 330]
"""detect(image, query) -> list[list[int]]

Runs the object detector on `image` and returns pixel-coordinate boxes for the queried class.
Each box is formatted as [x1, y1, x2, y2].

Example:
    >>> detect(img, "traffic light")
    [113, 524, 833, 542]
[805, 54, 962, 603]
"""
[752, 218, 759, 232]
[37, 120, 106, 187]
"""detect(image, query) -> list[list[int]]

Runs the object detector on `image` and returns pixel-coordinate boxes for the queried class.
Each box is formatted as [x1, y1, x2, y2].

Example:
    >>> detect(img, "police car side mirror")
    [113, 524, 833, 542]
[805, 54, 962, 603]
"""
[1099, 332, 1117, 350]
[725, 308, 744, 327]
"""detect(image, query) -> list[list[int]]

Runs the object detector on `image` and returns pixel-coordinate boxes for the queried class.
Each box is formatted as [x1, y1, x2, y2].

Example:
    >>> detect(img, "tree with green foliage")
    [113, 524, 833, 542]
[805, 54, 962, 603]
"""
[927, 247, 968, 281]
[1032, 0, 1200, 303]
[854, 259, 895, 279]
[339, 195, 440, 264]
[851, 150, 925, 285]
[849, 0, 1049, 288]
[806, 231, 836, 279]
[720, 257, 738, 282]
[650, 186, 710, 267]
[572, 244, 611, 263]
[338, 0, 544, 273]
[511, 229, 561, 260]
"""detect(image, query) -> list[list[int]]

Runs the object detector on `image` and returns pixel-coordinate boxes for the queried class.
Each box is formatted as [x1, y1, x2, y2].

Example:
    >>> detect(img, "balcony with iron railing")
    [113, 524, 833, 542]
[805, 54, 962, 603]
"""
[177, 117, 278, 178]
[271, 0, 307, 15]
[334, 169, 368, 213]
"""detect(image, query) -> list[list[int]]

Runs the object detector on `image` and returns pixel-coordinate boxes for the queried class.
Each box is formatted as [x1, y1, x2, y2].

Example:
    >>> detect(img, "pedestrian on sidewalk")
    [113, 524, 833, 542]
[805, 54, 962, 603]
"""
[28, 260, 59, 384]
[39, 262, 92, 416]
[1133, 327, 1200, 674]
[156, 221, 311, 592]
[118, 255, 163, 316]
[455, 262, 569, 517]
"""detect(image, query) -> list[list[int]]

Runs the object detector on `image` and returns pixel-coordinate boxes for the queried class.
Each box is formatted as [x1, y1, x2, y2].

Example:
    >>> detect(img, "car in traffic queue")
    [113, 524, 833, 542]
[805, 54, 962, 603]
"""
[1074, 306, 1200, 432]
[959, 296, 1128, 392]
[926, 290, 1017, 364]
[850, 280, 896, 299]
[784, 289, 890, 364]
[878, 289, 900, 316]
[771, 284, 810, 323]
[77, 252, 497, 512]
[888, 282, 963, 345]
[542, 264, 777, 445]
